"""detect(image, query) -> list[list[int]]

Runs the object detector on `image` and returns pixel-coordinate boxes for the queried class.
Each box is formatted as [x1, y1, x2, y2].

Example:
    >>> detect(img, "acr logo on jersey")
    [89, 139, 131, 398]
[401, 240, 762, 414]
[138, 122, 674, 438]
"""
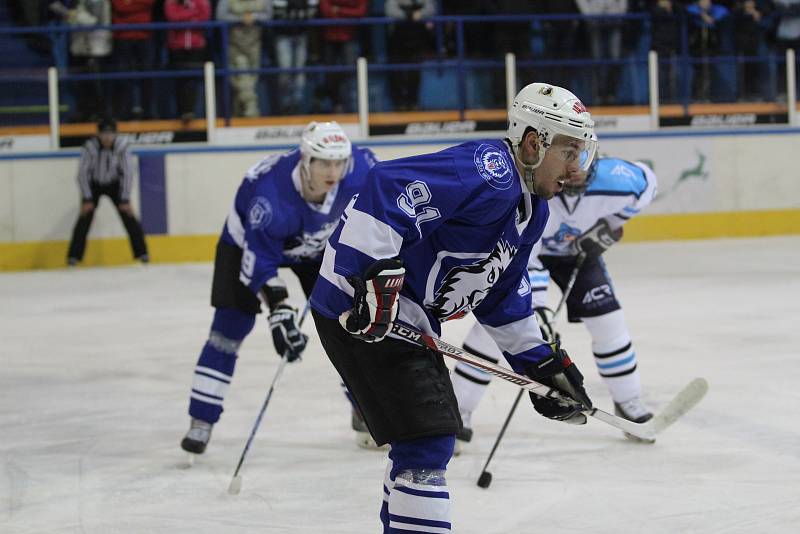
[582, 284, 613, 305]
[473, 144, 513, 190]
[542, 222, 581, 251]
[247, 196, 273, 230]
[430, 239, 517, 321]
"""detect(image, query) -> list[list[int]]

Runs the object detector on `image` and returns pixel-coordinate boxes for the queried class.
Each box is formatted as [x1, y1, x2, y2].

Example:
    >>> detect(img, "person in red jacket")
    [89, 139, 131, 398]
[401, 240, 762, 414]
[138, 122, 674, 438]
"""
[318, 0, 367, 113]
[164, 0, 211, 123]
[112, 0, 157, 119]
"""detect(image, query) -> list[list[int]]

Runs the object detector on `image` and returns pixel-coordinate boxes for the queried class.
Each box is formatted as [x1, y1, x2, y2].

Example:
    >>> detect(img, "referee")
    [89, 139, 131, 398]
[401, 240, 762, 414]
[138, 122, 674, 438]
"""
[67, 118, 149, 265]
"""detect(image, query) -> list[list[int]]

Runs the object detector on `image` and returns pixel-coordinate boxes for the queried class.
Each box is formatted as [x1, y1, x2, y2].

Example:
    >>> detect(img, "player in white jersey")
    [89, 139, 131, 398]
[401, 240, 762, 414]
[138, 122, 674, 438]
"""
[452, 156, 658, 443]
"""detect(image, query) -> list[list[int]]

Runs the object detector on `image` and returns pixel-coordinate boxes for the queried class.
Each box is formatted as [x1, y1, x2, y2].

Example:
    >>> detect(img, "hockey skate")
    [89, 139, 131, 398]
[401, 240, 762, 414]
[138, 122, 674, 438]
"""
[181, 418, 213, 455]
[614, 397, 655, 444]
[352, 408, 387, 450]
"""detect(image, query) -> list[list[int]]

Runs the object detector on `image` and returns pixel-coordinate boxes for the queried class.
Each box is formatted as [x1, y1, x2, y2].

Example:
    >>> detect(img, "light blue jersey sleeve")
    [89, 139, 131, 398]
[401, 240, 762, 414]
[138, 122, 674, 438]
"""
[587, 158, 658, 230]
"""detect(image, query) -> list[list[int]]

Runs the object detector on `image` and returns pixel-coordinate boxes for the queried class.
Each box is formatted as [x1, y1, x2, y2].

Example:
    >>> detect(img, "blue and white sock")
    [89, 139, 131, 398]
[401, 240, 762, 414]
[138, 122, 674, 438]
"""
[382, 436, 454, 534]
[188, 308, 255, 423]
[583, 309, 641, 403]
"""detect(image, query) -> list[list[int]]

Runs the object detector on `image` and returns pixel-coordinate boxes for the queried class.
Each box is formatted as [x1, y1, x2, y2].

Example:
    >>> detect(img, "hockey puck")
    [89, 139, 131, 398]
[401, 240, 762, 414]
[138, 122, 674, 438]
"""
[477, 471, 492, 488]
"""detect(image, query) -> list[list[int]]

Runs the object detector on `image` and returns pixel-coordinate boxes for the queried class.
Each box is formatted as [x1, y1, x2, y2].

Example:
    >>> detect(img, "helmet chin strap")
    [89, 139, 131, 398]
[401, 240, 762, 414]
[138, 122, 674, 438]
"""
[513, 143, 547, 194]
[299, 157, 319, 199]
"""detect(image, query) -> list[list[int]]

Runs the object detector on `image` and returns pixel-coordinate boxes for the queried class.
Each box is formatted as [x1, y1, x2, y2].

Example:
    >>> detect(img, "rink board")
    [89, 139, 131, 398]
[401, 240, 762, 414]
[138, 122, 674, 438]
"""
[1, 130, 799, 271]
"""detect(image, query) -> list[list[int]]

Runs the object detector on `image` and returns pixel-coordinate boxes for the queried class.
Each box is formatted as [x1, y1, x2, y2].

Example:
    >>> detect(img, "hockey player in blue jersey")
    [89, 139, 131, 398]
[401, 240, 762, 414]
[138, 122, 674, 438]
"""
[309, 83, 598, 532]
[181, 121, 378, 455]
[452, 155, 659, 445]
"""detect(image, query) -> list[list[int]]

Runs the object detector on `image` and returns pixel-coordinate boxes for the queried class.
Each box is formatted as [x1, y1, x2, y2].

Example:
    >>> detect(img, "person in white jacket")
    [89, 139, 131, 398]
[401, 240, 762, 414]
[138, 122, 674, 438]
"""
[50, 0, 112, 121]
[576, 0, 628, 105]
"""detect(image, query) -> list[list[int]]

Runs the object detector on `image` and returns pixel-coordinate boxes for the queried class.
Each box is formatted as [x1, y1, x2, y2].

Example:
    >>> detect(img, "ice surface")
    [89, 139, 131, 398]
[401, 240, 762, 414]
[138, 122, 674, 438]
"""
[1, 237, 799, 533]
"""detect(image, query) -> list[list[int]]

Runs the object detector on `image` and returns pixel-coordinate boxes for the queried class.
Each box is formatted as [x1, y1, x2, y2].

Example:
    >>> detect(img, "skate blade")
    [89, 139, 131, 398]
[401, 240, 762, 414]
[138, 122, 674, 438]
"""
[355, 431, 388, 451]
[178, 452, 197, 469]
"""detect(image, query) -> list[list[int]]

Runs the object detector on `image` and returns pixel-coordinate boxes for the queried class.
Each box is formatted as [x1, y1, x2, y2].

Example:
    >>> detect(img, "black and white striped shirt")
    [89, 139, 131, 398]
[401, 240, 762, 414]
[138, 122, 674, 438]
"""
[77, 136, 134, 201]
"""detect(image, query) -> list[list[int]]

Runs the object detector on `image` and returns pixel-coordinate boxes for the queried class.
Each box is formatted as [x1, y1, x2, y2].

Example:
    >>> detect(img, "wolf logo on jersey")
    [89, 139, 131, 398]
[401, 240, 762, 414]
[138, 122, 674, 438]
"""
[431, 239, 517, 321]
[542, 222, 581, 252]
[283, 220, 338, 260]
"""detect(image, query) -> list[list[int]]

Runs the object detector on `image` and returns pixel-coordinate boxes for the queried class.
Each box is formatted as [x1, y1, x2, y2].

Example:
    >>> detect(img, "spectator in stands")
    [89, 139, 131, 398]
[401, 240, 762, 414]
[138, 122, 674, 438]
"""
[272, 0, 318, 114]
[732, 1, 774, 100]
[386, 0, 435, 111]
[773, 0, 800, 53]
[164, 0, 212, 123]
[111, 0, 157, 120]
[490, 1, 536, 107]
[576, 0, 628, 105]
[650, 0, 682, 102]
[494, 1, 535, 57]
[687, 0, 730, 101]
[50, 0, 113, 122]
[318, 0, 368, 113]
[441, 0, 495, 58]
[539, 1, 581, 90]
[217, 0, 271, 117]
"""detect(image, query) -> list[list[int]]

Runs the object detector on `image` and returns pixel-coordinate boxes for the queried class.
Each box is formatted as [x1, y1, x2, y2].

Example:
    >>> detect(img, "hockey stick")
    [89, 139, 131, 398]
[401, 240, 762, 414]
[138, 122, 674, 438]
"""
[477, 253, 586, 488]
[227, 301, 311, 495]
[390, 321, 706, 444]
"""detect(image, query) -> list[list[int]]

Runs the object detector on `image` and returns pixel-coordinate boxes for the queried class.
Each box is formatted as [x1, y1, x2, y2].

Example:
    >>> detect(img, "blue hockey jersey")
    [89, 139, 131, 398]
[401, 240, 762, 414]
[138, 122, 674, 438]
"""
[220, 146, 378, 293]
[310, 139, 554, 372]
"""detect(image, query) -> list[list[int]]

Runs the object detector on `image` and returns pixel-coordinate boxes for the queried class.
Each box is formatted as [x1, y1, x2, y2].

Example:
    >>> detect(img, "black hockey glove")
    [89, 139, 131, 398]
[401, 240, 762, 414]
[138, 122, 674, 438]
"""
[571, 219, 623, 258]
[533, 307, 559, 344]
[527, 344, 592, 424]
[339, 257, 405, 343]
[268, 303, 308, 362]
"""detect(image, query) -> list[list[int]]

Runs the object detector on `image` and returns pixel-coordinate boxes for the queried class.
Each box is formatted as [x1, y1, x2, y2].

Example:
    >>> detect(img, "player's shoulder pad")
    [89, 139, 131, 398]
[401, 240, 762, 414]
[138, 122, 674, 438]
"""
[352, 145, 379, 168]
[587, 158, 649, 198]
[451, 139, 519, 196]
[245, 149, 300, 182]
[367, 145, 462, 190]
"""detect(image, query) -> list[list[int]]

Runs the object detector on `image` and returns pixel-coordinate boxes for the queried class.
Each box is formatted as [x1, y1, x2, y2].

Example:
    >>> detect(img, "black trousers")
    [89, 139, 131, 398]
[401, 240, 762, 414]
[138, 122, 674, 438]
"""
[541, 254, 621, 322]
[313, 311, 462, 446]
[169, 48, 205, 117]
[210, 239, 321, 314]
[67, 183, 148, 262]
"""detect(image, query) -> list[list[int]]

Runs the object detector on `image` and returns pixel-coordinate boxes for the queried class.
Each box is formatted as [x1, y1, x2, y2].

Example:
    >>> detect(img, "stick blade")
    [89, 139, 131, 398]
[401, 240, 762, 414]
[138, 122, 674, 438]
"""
[649, 377, 709, 436]
[477, 471, 492, 489]
[228, 475, 242, 495]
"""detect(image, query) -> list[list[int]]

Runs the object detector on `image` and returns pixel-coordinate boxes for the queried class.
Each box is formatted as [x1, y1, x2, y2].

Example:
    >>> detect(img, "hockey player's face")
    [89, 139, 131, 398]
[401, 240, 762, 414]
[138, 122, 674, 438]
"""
[535, 135, 583, 199]
[308, 158, 347, 193]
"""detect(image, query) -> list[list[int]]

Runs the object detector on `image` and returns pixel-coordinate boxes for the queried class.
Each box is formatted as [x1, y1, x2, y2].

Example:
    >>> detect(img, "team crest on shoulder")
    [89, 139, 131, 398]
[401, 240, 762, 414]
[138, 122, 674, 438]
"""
[247, 196, 273, 229]
[473, 144, 513, 190]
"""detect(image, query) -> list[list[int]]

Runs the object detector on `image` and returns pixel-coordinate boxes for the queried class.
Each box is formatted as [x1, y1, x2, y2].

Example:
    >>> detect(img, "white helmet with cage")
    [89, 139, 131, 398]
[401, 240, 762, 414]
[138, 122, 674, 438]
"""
[300, 121, 352, 162]
[507, 82, 597, 176]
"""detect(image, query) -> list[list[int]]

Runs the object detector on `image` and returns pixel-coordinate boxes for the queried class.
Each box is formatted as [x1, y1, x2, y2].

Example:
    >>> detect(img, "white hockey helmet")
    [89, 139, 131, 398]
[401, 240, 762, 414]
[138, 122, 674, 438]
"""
[299, 121, 352, 162]
[507, 82, 597, 172]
